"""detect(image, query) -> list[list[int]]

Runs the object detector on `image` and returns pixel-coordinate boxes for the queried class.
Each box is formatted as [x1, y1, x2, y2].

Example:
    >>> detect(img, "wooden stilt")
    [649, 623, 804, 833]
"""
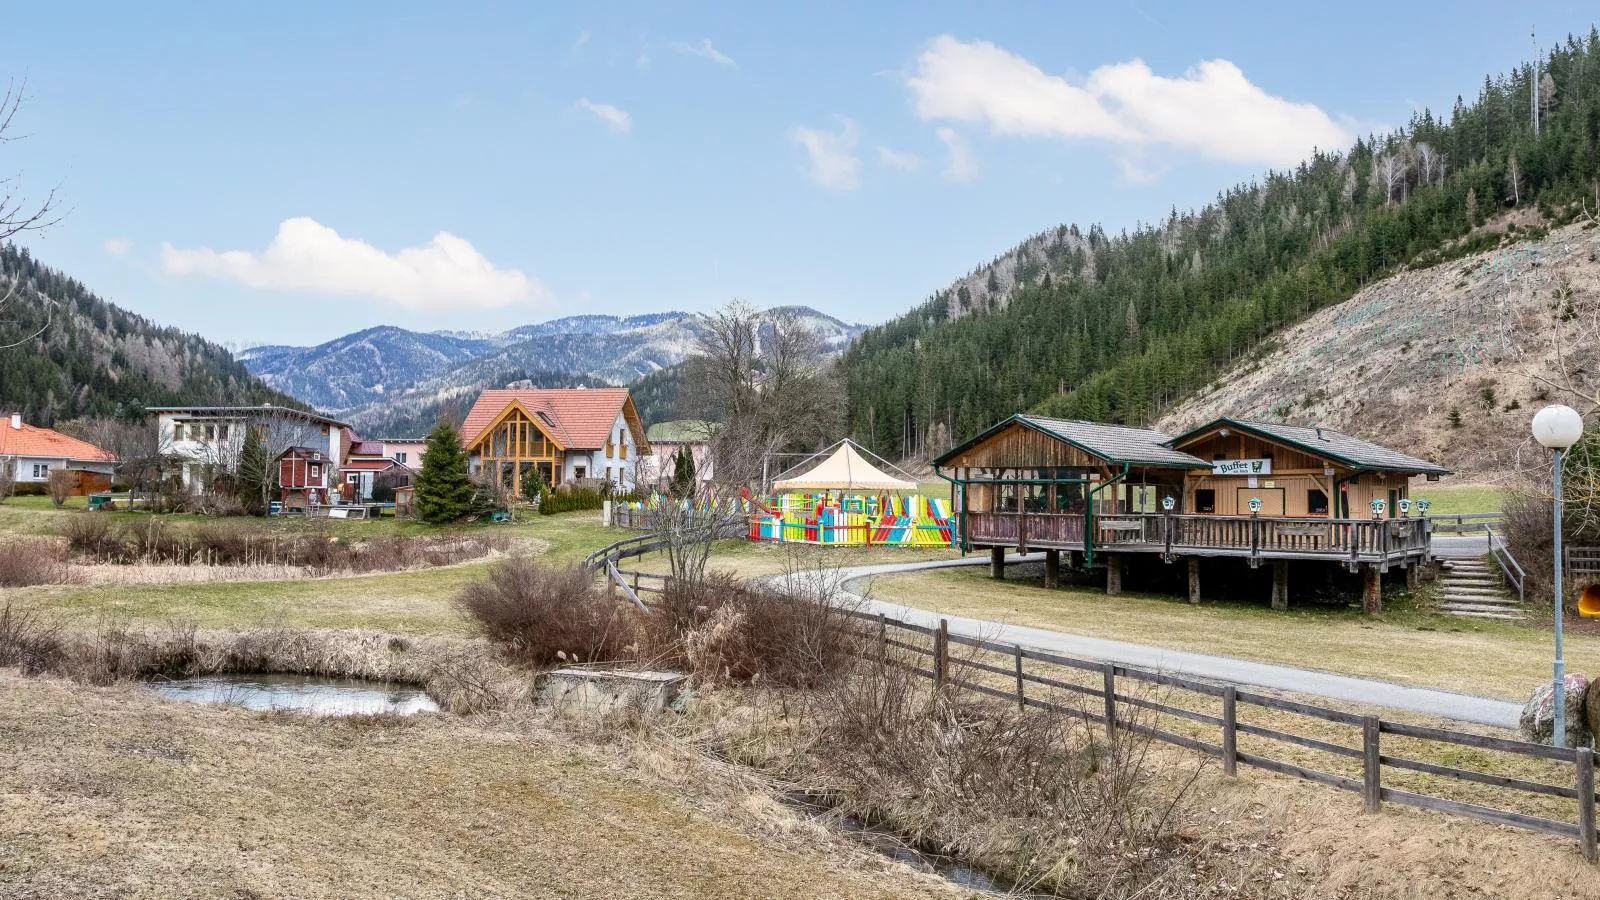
[1363, 565, 1382, 614]
[1106, 555, 1122, 595]
[1272, 559, 1289, 610]
[990, 546, 1005, 580]
[1187, 557, 1201, 605]
[1044, 549, 1060, 589]
[1405, 561, 1419, 590]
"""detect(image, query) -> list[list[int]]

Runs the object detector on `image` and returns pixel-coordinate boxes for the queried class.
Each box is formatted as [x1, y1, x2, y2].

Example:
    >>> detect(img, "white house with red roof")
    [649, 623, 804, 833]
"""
[0, 413, 117, 494]
[459, 387, 650, 497]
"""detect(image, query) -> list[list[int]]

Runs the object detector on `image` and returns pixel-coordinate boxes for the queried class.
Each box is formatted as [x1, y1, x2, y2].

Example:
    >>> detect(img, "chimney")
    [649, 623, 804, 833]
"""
[9, 413, 19, 430]
[1315, 427, 1325, 440]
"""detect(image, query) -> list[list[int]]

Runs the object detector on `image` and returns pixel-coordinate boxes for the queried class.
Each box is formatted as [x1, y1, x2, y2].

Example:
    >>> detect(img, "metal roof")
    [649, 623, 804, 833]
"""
[145, 404, 348, 428]
[935, 414, 1207, 469]
[1169, 418, 1452, 475]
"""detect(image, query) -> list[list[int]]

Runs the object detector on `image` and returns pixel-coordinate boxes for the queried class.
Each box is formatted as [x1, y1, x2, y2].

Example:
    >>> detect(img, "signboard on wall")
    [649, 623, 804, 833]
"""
[1212, 458, 1272, 476]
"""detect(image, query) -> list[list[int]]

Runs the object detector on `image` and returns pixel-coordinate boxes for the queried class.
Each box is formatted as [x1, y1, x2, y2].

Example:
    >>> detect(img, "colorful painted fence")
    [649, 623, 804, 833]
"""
[748, 493, 953, 547]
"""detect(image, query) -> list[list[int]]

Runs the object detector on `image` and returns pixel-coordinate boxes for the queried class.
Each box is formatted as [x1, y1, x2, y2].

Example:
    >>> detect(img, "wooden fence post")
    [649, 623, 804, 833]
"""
[934, 618, 950, 692]
[1362, 716, 1382, 814]
[1014, 645, 1025, 711]
[1579, 747, 1597, 862]
[877, 612, 887, 663]
[1222, 685, 1237, 776]
[1102, 662, 1117, 741]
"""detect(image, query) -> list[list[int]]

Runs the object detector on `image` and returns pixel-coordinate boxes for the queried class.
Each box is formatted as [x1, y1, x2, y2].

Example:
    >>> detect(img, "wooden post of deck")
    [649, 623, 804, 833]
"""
[1044, 549, 1060, 589]
[1363, 565, 1382, 614]
[1271, 559, 1289, 611]
[1188, 557, 1201, 605]
[1404, 561, 1419, 590]
[1106, 554, 1123, 595]
[989, 546, 1005, 580]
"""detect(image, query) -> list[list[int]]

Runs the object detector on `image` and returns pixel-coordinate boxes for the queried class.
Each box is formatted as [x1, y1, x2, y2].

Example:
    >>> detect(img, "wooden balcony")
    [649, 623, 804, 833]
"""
[963, 511, 1432, 566]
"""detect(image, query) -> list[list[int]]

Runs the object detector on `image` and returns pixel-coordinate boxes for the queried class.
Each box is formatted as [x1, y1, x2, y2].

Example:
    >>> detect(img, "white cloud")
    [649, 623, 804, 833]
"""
[790, 118, 861, 191]
[103, 238, 132, 255]
[575, 98, 632, 134]
[907, 36, 1352, 168]
[936, 128, 977, 181]
[668, 38, 736, 67]
[876, 145, 923, 172]
[160, 217, 546, 311]
[570, 31, 590, 57]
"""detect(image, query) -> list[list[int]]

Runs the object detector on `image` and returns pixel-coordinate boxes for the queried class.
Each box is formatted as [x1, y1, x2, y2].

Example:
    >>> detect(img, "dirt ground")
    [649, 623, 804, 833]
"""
[0, 672, 957, 900]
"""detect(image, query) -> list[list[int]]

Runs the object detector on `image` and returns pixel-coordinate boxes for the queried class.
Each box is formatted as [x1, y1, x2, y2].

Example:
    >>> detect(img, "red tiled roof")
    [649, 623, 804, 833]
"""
[460, 388, 634, 450]
[341, 458, 406, 472]
[0, 422, 116, 463]
[349, 440, 386, 456]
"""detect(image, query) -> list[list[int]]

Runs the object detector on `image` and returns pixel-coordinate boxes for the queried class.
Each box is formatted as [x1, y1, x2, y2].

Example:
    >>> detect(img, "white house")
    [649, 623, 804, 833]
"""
[639, 420, 716, 490]
[0, 413, 117, 494]
[147, 404, 349, 491]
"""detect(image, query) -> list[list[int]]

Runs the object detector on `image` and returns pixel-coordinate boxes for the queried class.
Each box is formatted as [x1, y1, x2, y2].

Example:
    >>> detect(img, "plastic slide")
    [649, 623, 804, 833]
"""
[1579, 583, 1600, 618]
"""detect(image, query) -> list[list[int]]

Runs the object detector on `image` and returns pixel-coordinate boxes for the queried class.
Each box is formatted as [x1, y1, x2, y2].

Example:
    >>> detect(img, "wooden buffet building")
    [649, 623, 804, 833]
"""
[933, 415, 1452, 611]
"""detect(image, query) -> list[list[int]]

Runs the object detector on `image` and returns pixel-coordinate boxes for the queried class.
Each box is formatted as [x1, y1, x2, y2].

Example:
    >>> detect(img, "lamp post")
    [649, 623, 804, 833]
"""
[1531, 403, 1584, 747]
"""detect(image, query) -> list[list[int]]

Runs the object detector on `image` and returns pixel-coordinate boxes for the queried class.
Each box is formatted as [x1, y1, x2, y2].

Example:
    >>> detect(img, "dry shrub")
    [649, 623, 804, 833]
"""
[457, 558, 635, 667]
[0, 600, 67, 674]
[805, 649, 1207, 897]
[646, 571, 863, 688]
[0, 537, 72, 586]
[62, 515, 121, 559]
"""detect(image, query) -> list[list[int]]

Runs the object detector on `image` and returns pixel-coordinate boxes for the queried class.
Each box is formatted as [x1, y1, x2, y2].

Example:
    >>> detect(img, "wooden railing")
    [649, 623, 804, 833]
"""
[872, 612, 1599, 862]
[1429, 512, 1504, 534]
[595, 546, 1598, 862]
[964, 511, 1433, 563]
[1568, 546, 1600, 577]
[1485, 525, 1528, 604]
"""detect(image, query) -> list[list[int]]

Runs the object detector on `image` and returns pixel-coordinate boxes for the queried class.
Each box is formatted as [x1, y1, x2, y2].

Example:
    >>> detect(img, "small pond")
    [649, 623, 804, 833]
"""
[151, 674, 440, 716]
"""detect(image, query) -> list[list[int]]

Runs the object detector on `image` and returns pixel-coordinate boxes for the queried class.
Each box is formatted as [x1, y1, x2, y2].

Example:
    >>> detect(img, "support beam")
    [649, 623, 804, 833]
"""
[1405, 561, 1420, 590]
[990, 546, 1005, 580]
[1188, 557, 1201, 605]
[1106, 554, 1123, 595]
[1044, 549, 1060, 589]
[1363, 565, 1382, 614]
[1271, 559, 1289, 611]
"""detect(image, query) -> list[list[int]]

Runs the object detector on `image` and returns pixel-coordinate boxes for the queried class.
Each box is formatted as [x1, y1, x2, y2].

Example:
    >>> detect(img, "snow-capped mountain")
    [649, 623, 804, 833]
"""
[242, 308, 864, 426]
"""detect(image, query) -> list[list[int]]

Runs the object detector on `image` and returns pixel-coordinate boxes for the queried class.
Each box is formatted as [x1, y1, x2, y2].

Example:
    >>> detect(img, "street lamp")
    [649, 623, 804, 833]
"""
[1532, 403, 1584, 747]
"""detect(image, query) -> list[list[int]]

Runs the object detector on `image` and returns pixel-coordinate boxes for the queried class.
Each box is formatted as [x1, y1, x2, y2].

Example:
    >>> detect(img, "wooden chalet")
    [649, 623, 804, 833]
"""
[460, 387, 650, 498]
[278, 446, 333, 512]
[934, 415, 1452, 611]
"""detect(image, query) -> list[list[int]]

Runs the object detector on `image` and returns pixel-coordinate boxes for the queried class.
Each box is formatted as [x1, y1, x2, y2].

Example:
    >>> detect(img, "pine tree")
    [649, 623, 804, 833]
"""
[669, 446, 697, 499]
[520, 465, 545, 504]
[414, 423, 474, 523]
[236, 426, 270, 515]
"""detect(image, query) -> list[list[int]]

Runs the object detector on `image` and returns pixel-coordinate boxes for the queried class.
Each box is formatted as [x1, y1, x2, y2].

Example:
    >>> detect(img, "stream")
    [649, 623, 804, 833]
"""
[151, 674, 440, 716]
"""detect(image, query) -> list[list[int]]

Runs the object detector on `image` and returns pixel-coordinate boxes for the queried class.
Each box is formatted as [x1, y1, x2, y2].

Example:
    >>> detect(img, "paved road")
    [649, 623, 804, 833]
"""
[1432, 534, 1496, 559]
[814, 554, 1523, 730]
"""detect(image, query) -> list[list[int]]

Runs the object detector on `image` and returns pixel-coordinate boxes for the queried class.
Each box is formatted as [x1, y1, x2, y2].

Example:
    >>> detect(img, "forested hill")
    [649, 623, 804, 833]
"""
[844, 29, 1600, 460]
[0, 244, 300, 425]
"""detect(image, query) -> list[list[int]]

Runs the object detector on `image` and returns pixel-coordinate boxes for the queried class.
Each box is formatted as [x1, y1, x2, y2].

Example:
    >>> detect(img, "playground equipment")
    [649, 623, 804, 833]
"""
[1579, 583, 1600, 618]
[749, 492, 953, 547]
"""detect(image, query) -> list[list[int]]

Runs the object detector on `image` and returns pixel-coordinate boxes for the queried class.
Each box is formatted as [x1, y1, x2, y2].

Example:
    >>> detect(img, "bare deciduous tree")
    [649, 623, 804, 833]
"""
[1371, 144, 1411, 206]
[0, 77, 63, 351]
[1415, 142, 1446, 186]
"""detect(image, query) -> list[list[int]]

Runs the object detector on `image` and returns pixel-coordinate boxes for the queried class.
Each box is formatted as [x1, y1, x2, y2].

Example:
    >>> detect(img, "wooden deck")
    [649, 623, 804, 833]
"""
[964, 511, 1432, 567]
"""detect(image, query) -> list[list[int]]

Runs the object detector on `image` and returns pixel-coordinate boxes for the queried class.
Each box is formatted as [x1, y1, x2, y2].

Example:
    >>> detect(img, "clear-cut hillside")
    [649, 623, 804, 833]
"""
[1157, 218, 1600, 479]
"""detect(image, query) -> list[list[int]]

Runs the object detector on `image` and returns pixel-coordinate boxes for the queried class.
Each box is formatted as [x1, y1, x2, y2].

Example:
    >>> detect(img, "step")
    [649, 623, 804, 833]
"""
[1439, 609, 1526, 621]
[1439, 585, 1509, 595]
[1441, 571, 1499, 580]
[1441, 594, 1519, 606]
[1441, 598, 1523, 611]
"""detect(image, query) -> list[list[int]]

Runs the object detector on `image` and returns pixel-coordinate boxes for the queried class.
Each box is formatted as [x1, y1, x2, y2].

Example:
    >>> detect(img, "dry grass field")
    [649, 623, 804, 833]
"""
[0, 672, 956, 900]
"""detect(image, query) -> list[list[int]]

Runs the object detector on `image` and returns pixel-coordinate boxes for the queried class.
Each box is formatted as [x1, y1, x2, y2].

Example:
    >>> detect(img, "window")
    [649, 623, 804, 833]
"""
[1307, 489, 1330, 515]
[173, 424, 186, 441]
[394, 451, 407, 465]
[605, 466, 613, 483]
[1194, 489, 1216, 513]
[204, 424, 216, 441]
[309, 464, 321, 480]
[1053, 482, 1085, 514]
[574, 465, 587, 480]
[217, 424, 230, 440]
[32, 463, 49, 479]
[1022, 484, 1047, 512]
[997, 484, 1018, 512]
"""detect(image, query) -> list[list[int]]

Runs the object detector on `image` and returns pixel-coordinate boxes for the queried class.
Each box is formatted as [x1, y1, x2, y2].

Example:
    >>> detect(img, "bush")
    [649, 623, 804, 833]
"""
[538, 487, 606, 515]
[456, 559, 634, 667]
[0, 600, 66, 674]
[0, 538, 71, 587]
[62, 515, 122, 560]
[645, 570, 862, 688]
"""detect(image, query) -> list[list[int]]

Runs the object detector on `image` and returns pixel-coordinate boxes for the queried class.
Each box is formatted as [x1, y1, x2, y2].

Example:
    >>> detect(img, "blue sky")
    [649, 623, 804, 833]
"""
[4, 1, 1596, 346]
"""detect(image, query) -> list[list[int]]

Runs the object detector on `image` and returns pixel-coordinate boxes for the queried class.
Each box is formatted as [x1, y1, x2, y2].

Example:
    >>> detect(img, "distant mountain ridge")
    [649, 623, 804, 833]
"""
[244, 307, 864, 433]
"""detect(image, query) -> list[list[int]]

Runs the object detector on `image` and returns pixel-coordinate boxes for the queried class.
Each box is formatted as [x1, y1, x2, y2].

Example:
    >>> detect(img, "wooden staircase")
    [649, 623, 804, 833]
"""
[1437, 558, 1524, 621]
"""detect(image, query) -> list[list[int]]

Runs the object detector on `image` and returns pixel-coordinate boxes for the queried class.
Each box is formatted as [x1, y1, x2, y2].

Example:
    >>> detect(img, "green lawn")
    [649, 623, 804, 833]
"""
[1411, 484, 1507, 515]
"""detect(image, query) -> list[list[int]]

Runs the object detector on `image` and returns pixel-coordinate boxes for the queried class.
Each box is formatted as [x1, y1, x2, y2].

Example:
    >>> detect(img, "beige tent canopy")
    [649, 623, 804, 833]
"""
[772, 440, 917, 492]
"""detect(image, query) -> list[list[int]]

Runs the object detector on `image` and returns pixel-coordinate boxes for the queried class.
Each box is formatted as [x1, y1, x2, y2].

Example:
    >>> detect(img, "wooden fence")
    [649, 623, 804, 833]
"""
[585, 534, 1598, 861]
[1429, 512, 1505, 534]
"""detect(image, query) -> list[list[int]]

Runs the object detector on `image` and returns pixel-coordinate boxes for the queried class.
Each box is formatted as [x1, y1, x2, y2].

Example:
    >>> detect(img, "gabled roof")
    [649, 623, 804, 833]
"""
[1168, 418, 1452, 475]
[460, 388, 646, 451]
[0, 422, 116, 463]
[935, 414, 1206, 469]
[347, 440, 387, 457]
